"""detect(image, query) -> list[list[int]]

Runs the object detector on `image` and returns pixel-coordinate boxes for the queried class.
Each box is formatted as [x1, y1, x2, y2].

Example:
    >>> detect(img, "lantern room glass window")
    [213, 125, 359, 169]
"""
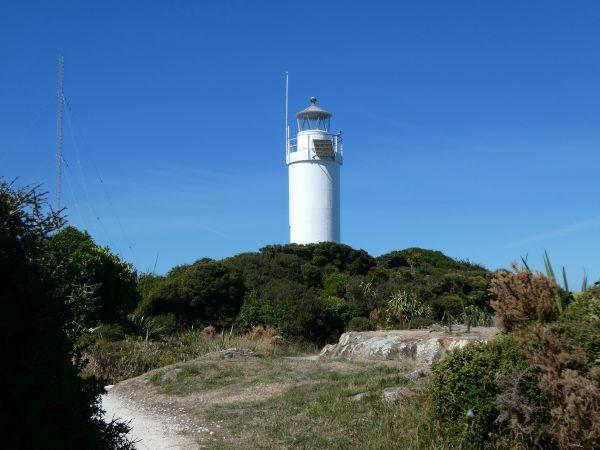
[297, 116, 330, 132]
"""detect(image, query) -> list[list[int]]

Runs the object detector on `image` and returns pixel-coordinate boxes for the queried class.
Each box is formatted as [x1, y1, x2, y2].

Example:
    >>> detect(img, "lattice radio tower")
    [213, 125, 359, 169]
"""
[55, 54, 65, 210]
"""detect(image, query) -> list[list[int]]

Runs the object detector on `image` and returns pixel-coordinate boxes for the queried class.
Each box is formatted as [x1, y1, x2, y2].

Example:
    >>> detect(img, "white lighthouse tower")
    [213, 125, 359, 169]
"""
[286, 97, 343, 244]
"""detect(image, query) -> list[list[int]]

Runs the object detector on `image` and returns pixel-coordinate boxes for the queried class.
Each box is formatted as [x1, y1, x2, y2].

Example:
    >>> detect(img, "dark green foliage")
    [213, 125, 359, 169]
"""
[137, 272, 165, 301]
[93, 324, 126, 342]
[346, 316, 372, 331]
[46, 226, 139, 325]
[431, 294, 464, 318]
[137, 244, 491, 343]
[183, 260, 245, 324]
[408, 316, 436, 329]
[301, 263, 322, 287]
[255, 242, 376, 275]
[236, 291, 261, 333]
[136, 274, 189, 317]
[322, 295, 359, 333]
[0, 181, 132, 449]
[322, 271, 350, 298]
[377, 248, 461, 270]
[137, 258, 246, 327]
[242, 279, 343, 343]
[150, 313, 179, 337]
[371, 248, 491, 321]
[561, 288, 600, 366]
[429, 335, 531, 445]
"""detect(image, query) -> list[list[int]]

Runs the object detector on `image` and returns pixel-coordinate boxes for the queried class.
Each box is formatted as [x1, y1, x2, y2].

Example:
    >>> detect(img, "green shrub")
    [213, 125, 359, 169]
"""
[560, 288, 600, 366]
[323, 271, 350, 298]
[431, 294, 464, 318]
[323, 295, 354, 323]
[428, 335, 532, 445]
[300, 263, 322, 287]
[128, 313, 178, 341]
[150, 314, 178, 337]
[377, 248, 460, 270]
[137, 259, 246, 327]
[236, 290, 261, 333]
[46, 226, 140, 325]
[233, 280, 347, 344]
[409, 316, 435, 329]
[346, 317, 372, 331]
[93, 324, 126, 342]
[137, 273, 164, 301]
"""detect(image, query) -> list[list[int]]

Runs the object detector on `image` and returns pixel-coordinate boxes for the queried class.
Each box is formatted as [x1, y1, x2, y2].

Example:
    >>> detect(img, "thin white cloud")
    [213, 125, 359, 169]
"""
[505, 215, 600, 248]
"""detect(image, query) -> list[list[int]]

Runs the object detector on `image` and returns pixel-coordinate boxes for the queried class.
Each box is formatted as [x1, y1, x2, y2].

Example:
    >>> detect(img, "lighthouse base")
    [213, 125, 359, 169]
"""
[288, 160, 340, 244]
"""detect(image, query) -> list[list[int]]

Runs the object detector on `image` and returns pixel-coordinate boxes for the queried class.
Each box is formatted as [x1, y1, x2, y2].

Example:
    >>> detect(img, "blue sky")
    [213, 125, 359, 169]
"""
[2, 1, 599, 285]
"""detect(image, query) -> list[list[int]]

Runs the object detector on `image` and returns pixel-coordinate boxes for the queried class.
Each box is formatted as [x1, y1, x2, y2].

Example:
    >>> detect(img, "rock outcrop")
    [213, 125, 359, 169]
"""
[320, 326, 500, 365]
[218, 348, 261, 358]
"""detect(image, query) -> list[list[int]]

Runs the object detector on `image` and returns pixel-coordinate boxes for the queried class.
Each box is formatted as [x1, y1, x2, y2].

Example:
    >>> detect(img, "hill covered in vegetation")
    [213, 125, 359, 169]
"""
[133, 243, 492, 343]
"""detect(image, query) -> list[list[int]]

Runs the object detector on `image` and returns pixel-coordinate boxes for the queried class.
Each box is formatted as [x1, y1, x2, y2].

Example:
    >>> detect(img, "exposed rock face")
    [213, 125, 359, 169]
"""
[382, 387, 410, 403]
[218, 348, 261, 358]
[406, 367, 429, 380]
[320, 327, 500, 365]
[350, 392, 368, 402]
[160, 368, 183, 382]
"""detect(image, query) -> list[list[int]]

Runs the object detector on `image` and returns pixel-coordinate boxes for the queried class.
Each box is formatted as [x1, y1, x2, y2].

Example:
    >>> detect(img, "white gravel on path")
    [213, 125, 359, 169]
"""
[102, 385, 198, 449]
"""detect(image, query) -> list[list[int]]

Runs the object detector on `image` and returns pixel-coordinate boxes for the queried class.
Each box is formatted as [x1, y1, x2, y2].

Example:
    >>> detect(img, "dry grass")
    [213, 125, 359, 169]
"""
[83, 330, 317, 383]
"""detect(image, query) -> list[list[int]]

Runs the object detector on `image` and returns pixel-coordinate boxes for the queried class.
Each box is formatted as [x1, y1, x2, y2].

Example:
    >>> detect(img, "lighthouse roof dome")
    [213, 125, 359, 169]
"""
[296, 97, 332, 120]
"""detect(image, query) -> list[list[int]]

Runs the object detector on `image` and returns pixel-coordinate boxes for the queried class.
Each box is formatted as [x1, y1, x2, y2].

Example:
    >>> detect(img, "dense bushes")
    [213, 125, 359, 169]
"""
[490, 265, 559, 332]
[134, 244, 493, 343]
[429, 335, 535, 444]
[137, 258, 246, 327]
[0, 181, 131, 449]
[237, 280, 343, 343]
[346, 316, 372, 331]
[428, 265, 600, 448]
[46, 226, 139, 325]
[561, 287, 600, 366]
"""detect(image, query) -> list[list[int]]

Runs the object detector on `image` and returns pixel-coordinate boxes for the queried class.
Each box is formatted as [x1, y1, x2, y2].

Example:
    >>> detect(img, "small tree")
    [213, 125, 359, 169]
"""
[386, 290, 429, 330]
[127, 314, 167, 342]
[461, 305, 479, 333]
[46, 226, 140, 325]
[0, 180, 132, 448]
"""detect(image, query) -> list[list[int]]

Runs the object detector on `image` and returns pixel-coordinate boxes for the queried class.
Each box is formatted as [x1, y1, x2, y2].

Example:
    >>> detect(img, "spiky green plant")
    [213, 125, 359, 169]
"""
[543, 250, 563, 313]
[561, 267, 569, 293]
[581, 271, 588, 293]
[543, 250, 556, 280]
[386, 290, 430, 330]
[128, 314, 166, 342]
[520, 254, 531, 272]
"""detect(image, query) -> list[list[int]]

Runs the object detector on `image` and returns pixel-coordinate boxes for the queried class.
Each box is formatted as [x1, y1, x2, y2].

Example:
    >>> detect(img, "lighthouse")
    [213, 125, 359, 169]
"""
[286, 97, 343, 244]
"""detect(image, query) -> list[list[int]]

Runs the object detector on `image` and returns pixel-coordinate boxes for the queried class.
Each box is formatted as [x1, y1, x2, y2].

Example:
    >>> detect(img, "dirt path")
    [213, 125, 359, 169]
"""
[100, 353, 399, 449]
[102, 385, 200, 449]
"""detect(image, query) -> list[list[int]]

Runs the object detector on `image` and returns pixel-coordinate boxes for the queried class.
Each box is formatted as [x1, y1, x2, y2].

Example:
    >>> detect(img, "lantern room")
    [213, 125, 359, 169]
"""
[296, 97, 332, 132]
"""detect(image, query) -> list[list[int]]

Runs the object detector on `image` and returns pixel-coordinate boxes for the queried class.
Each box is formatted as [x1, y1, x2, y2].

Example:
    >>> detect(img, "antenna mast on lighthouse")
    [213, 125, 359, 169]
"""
[285, 71, 289, 163]
[55, 54, 65, 210]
